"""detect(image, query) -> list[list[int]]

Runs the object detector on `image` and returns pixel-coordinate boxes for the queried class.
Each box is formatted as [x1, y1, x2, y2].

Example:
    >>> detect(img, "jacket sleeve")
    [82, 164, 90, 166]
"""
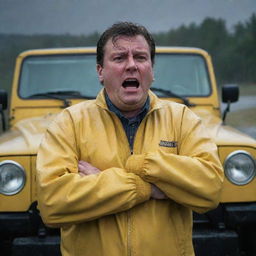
[125, 107, 224, 214]
[36, 110, 151, 227]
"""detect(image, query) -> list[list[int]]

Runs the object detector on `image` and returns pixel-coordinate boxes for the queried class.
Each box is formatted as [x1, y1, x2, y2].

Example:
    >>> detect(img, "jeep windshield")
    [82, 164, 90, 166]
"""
[18, 53, 211, 99]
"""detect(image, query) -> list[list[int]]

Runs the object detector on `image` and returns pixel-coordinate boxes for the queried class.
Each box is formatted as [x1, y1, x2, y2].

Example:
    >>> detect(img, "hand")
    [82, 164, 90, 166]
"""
[78, 160, 101, 176]
[151, 184, 168, 200]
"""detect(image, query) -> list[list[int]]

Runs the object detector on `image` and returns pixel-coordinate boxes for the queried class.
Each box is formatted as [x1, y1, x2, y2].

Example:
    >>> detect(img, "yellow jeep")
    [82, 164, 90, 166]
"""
[0, 47, 255, 256]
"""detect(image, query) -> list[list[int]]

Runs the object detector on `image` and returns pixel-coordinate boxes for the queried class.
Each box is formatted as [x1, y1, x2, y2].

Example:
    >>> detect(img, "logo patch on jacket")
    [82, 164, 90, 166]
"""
[159, 140, 178, 148]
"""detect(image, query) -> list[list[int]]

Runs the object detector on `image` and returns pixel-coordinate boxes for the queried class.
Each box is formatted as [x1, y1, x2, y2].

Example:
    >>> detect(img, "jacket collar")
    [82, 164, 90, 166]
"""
[95, 88, 163, 112]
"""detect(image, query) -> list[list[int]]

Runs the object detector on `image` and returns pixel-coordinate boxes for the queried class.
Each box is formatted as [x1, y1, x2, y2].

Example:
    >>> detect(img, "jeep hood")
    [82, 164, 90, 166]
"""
[0, 114, 56, 156]
[195, 109, 256, 147]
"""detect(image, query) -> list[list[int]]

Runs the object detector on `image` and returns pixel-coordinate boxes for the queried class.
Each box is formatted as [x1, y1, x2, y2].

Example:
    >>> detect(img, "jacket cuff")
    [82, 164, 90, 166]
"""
[134, 175, 151, 202]
[126, 154, 146, 177]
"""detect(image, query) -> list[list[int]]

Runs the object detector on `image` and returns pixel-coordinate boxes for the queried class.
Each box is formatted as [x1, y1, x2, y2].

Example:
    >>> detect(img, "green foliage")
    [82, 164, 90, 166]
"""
[0, 14, 256, 97]
[154, 14, 256, 85]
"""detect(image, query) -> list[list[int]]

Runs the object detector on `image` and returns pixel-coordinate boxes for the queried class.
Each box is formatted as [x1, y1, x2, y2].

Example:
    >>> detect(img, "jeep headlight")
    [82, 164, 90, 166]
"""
[0, 160, 26, 195]
[224, 151, 256, 185]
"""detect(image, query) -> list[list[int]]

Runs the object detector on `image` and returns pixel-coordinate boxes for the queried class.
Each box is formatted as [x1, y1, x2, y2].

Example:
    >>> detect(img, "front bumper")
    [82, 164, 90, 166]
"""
[193, 202, 256, 256]
[0, 203, 40, 237]
[193, 202, 256, 229]
[193, 229, 240, 256]
[225, 202, 256, 227]
[12, 236, 61, 256]
[0, 212, 32, 237]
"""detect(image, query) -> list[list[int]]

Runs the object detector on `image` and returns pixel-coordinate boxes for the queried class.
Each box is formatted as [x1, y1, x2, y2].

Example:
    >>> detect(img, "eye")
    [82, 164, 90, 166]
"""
[114, 56, 121, 61]
[135, 55, 147, 61]
[113, 55, 124, 62]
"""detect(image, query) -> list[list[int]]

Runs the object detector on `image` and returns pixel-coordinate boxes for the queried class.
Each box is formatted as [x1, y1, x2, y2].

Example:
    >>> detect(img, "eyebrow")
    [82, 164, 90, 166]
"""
[111, 48, 149, 55]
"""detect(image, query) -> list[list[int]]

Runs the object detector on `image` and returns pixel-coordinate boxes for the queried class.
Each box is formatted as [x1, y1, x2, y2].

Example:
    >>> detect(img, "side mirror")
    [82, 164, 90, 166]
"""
[222, 84, 239, 103]
[222, 84, 239, 123]
[0, 89, 8, 131]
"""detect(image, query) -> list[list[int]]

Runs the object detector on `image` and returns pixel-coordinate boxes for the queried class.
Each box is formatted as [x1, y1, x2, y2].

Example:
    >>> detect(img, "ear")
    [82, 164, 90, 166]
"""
[97, 64, 104, 84]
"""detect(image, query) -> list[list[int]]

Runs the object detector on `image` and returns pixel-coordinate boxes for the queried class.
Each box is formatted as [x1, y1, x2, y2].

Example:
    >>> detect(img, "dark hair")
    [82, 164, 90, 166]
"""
[96, 22, 155, 66]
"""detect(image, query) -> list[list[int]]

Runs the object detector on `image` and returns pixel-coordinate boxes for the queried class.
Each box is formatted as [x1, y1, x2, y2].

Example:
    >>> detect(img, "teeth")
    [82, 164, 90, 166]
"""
[125, 79, 137, 81]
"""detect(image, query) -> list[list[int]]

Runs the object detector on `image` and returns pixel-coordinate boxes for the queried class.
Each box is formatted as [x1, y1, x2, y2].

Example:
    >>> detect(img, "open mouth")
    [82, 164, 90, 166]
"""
[122, 78, 140, 88]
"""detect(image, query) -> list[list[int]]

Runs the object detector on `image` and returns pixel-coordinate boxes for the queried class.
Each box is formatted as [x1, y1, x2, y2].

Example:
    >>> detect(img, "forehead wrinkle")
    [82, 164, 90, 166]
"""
[111, 35, 149, 51]
[111, 43, 149, 56]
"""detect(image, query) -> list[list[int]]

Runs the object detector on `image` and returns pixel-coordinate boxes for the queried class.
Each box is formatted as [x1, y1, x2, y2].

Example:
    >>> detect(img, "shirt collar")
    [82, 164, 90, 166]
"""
[105, 92, 150, 121]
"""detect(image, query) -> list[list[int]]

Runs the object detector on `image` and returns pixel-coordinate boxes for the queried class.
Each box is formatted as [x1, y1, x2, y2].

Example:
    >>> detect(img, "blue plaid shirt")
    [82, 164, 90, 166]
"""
[105, 93, 150, 152]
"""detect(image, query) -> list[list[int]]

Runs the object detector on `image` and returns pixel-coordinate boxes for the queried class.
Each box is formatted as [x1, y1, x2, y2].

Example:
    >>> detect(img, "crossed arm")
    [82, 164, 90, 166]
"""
[78, 160, 167, 200]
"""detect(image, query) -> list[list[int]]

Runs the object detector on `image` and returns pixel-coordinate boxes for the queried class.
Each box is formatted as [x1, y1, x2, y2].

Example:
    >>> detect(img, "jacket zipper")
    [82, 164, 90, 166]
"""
[107, 111, 133, 255]
[108, 110, 154, 256]
[126, 111, 153, 256]
[127, 211, 132, 256]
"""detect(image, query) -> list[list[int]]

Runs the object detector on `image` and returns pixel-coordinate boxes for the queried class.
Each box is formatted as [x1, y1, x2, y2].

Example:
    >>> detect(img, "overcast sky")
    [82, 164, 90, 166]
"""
[0, 0, 256, 35]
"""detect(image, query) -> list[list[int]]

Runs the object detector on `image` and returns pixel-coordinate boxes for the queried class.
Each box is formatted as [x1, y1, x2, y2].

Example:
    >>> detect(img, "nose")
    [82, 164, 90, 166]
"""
[126, 56, 137, 72]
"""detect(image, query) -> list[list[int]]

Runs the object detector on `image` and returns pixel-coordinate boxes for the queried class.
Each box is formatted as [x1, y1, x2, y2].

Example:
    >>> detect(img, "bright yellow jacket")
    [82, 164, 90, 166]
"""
[36, 89, 224, 256]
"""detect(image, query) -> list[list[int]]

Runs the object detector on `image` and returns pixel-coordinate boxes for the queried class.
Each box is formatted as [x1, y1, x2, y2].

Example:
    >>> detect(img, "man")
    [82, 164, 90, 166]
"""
[37, 22, 224, 256]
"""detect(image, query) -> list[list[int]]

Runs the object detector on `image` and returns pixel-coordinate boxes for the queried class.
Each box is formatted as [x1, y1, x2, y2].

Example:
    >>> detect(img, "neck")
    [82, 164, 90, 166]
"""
[120, 108, 142, 118]
[104, 91, 149, 119]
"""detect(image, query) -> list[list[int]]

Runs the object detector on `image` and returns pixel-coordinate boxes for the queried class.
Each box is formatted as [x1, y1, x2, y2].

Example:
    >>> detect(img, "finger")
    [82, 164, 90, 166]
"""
[78, 163, 87, 172]
[78, 160, 90, 168]
[79, 171, 86, 177]
[78, 164, 92, 176]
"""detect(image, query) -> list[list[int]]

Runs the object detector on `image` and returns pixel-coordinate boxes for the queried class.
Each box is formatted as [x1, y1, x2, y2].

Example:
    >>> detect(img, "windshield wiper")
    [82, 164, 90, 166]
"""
[28, 90, 95, 108]
[151, 87, 195, 107]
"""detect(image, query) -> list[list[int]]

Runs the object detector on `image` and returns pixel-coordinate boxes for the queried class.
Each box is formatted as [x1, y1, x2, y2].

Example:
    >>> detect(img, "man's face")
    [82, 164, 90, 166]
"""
[97, 35, 154, 113]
